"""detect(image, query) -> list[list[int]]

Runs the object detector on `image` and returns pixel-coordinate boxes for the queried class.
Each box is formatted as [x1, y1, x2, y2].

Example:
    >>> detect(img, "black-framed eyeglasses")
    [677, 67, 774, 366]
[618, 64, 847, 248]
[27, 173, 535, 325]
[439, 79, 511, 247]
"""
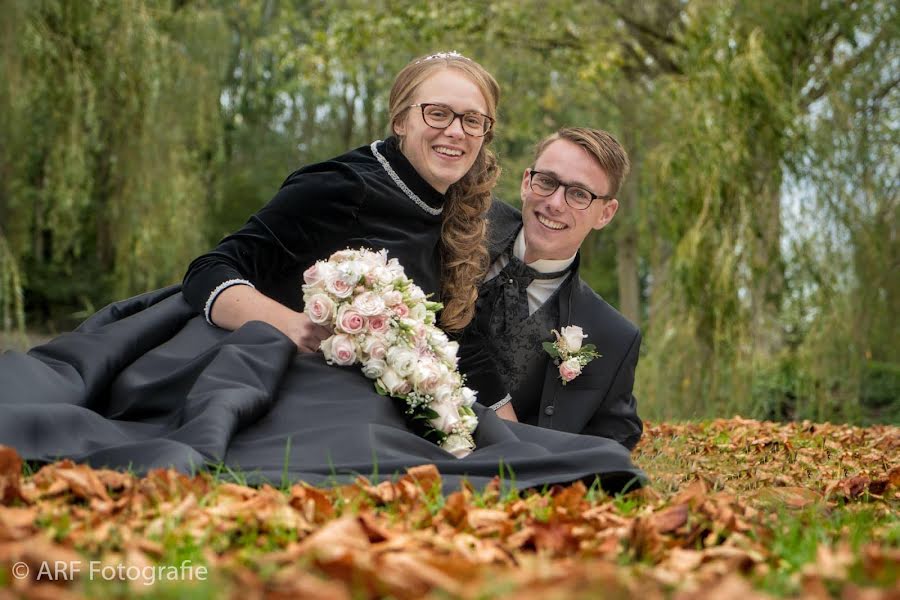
[527, 169, 612, 210]
[409, 103, 495, 137]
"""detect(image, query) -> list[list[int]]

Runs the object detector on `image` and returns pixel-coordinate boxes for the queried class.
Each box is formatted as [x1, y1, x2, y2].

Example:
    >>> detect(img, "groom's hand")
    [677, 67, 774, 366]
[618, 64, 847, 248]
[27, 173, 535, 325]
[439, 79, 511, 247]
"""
[289, 313, 331, 353]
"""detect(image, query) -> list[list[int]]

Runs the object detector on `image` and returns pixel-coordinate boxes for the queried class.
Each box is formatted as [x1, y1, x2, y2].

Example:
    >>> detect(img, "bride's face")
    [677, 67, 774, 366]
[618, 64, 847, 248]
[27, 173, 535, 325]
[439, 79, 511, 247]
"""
[393, 69, 488, 194]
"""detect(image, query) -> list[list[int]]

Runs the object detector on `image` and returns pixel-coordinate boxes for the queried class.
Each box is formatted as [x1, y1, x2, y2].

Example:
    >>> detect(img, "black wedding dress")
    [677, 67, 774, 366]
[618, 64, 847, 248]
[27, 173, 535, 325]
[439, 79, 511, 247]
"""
[0, 139, 645, 494]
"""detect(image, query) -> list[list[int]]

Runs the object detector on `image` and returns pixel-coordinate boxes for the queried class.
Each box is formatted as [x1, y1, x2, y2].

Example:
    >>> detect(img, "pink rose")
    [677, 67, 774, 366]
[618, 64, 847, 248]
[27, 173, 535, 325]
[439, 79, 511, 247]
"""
[367, 314, 390, 334]
[303, 263, 324, 287]
[330, 334, 357, 366]
[393, 303, 410, 318]
[559, 358, 582, 383]
[305, 293, 335, 325]
[337, 305, 367, 335]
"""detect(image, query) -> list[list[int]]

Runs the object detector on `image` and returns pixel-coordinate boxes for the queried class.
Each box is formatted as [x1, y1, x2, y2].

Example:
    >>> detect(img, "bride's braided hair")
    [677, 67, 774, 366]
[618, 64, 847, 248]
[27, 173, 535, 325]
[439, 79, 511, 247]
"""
[389, 53, 501, 332]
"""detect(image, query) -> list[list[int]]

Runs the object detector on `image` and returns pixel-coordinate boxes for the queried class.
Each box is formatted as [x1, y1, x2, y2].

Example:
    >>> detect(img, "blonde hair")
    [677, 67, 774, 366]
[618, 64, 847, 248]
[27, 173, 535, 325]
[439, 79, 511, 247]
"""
[389, 53, 501, 332]
[533, 127, 630, 196]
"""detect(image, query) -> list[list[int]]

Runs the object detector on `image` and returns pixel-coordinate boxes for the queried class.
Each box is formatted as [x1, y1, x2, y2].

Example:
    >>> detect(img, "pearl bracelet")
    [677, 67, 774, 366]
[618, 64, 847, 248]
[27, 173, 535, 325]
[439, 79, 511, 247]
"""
[204, 279, 255, 326]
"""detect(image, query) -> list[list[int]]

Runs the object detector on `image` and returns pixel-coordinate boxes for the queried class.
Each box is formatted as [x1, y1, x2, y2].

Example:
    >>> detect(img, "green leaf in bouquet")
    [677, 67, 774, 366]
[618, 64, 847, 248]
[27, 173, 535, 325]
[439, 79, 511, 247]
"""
[542, 341, 560, 358]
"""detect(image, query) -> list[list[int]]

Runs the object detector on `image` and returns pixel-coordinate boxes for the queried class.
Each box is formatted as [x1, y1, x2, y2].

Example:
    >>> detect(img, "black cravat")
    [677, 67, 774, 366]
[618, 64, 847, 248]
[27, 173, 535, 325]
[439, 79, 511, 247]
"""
[477, 255, 570, 338]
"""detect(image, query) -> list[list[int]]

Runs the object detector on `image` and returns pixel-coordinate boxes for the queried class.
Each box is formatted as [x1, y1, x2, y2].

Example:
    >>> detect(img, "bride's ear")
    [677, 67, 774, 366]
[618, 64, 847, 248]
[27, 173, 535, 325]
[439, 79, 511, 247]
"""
[392, 116, 407, 138]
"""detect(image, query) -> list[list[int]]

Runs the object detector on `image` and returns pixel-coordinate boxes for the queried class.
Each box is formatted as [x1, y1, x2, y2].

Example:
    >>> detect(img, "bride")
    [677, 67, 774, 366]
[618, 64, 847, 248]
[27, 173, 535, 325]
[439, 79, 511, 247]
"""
[0, 52, 644, 493]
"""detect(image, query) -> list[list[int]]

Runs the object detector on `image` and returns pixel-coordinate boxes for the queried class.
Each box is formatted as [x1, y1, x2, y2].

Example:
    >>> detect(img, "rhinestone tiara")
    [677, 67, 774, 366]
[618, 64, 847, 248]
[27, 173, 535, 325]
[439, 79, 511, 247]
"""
[416, 51, 470, 64]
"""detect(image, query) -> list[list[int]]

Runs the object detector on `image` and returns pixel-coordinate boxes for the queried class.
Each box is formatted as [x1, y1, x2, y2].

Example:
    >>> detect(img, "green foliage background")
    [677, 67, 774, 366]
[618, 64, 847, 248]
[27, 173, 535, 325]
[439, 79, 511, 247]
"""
[0, 0, 896, 424]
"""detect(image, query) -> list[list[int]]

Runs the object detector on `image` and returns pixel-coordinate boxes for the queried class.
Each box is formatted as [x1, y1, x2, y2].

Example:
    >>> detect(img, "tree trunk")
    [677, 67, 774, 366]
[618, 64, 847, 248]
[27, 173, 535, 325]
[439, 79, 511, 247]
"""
[616, 88, 642, 326]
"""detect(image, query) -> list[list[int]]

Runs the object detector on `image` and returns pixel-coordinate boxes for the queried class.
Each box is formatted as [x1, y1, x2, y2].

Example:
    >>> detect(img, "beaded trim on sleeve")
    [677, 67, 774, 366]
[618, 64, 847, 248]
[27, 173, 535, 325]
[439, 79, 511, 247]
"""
[489, 394, 512, 412]
[204, 279, 254, 326]
[370, 140, 443, 216]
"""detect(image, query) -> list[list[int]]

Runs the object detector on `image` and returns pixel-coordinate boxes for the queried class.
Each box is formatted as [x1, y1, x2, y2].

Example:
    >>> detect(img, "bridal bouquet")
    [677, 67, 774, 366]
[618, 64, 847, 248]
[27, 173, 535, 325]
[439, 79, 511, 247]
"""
[301, 248, 479, 457]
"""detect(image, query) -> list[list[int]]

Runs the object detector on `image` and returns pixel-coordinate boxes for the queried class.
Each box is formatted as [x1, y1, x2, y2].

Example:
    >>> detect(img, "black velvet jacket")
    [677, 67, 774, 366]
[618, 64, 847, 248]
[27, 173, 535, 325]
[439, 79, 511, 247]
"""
[183, 137, 444, 314]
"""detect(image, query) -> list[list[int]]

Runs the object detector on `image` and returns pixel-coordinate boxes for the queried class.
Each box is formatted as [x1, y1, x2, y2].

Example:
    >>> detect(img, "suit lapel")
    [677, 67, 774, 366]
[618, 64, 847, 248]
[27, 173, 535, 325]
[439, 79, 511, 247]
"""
[538, 254, 580, 421]
[486, 203, 523, 262]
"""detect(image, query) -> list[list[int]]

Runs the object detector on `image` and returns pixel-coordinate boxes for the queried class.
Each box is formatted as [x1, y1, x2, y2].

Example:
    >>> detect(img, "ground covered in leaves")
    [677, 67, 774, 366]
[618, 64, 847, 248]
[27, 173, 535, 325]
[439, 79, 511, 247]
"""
[1, 418, 897, 599]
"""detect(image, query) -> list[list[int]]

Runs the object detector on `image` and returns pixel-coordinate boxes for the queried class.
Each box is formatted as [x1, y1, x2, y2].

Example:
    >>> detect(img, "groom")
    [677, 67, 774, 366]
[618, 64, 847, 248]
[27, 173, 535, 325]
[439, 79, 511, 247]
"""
[469, 127, 643, 450]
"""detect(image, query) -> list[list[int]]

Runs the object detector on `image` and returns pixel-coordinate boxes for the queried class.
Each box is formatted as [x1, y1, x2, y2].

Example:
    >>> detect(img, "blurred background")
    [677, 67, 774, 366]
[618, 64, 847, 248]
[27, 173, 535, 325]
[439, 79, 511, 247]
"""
[0, 0, 896, 424]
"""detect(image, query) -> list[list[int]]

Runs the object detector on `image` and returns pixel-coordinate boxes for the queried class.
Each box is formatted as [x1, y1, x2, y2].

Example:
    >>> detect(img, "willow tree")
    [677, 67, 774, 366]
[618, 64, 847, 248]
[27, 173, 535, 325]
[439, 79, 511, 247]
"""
[628, 0, 893, 418]
[0, 0, 227, 328]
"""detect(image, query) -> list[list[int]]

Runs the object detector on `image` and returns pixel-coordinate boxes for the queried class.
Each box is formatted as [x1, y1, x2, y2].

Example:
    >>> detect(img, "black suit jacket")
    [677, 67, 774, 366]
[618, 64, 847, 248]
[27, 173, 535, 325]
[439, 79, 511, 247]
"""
[479, 201, 643, 450]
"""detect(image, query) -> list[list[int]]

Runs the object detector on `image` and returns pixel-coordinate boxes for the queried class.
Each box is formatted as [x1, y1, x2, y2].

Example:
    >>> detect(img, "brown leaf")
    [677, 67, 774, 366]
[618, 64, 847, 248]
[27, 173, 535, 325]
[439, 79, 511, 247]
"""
[296, 516, 371, 561]
[266, 566, 351, 600]
[531, 522, 578, 555]
[466, 508, 511, 536]
[629, 515, 666, 562]
[672, 479, 709, 507]
[0, 506, 37, 541]
[0, 446, 24, 505]
[399, 464, 441, 496]
[379, 551, 463, 596]
[288, 483, 335, 523]
[652, 504, 689, 533]
[436, 490, 469, 528]
[753, 486, 821, 509]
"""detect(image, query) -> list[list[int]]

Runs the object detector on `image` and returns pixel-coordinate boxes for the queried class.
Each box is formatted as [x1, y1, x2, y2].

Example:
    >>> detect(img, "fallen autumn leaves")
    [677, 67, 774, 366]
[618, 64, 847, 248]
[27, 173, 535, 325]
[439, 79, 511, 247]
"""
[1, 418, 897, 599]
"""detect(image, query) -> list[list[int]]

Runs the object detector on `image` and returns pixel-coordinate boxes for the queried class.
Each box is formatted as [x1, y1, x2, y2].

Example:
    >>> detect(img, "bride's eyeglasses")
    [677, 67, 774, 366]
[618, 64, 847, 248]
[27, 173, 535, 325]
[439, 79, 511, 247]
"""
[409, 103, 494, 137]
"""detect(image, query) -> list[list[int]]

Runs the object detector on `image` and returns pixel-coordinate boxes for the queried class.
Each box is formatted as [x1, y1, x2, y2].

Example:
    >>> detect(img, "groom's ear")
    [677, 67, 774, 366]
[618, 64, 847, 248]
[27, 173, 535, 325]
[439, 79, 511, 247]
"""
[520, 169, 531, 203]
[592, 199, 618, 231]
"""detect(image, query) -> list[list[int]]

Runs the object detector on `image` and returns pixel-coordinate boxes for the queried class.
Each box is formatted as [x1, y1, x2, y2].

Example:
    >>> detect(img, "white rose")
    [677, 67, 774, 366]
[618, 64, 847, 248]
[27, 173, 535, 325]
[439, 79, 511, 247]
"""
[441, 433, 473, 458]
[319, 336, 334, 362]
[325, 271, 355, 299]
[407, 286, 426, 302]
[386, 258, 405, 278]
[330, 249, 358, 262]
[361, 335, 388, 360]
[361, 358, 386, 380]
[460, 412, 479, 434]
[429, 400, 461, 433]
[386, 345, 417, 377]
[436, 340, 459, 365]
[382, 290, 403, 306]
[413, 360, 443, 395]
[352, 291, 386, 316]
[559, 325, 587, 353]
[433, 384, 455, 406]
[378, 367, 411, 396]
[409, 302, 427, 322]
[372, 266, 395, 286]
[459, 387, 477, 408]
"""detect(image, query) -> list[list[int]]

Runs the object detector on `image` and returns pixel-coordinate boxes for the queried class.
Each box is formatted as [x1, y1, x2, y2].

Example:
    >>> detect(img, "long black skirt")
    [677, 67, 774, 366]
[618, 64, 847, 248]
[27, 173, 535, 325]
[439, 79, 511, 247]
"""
[0, 286, 645, 494]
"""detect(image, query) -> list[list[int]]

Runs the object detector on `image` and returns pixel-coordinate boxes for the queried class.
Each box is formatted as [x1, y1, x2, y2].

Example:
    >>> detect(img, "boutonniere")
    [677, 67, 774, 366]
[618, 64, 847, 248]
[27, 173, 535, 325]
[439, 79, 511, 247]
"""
[542, 325, 601, 385]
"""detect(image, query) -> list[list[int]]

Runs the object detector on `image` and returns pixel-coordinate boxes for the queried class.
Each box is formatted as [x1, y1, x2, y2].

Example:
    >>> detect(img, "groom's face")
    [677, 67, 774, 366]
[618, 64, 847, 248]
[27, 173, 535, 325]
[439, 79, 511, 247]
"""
[520, 139, 619, 264]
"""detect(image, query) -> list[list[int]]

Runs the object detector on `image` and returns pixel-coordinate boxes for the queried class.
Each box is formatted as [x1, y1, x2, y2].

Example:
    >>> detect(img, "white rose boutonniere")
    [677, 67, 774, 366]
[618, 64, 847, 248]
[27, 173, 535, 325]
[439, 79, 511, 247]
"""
[542, 325, 601, 385]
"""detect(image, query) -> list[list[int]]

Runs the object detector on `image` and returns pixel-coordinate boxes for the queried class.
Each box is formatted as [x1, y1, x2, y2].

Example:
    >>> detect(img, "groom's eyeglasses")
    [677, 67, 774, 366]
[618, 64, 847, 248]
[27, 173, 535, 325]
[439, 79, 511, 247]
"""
[527, 169, 611, 210]
[409, 103, 494, 137]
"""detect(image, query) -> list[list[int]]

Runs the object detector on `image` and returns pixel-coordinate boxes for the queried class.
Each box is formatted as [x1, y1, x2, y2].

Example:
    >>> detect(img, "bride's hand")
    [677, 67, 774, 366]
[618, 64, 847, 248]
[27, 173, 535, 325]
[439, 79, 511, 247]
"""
[496, 402, 518, 422]
[289, 313, 332, 353]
